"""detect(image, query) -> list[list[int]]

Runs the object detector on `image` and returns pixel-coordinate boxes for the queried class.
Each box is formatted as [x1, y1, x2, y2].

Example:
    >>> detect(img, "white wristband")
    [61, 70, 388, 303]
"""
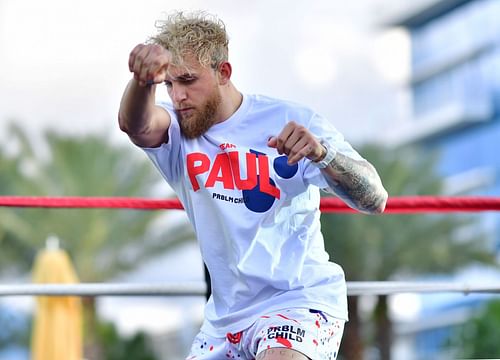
[312, 139, 337, 169]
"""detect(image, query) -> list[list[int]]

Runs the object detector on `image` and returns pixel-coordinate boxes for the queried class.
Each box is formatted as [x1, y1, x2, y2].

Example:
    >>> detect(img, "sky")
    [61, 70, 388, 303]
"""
[0, 0, 413, 147]
[0, 0, 419, 344]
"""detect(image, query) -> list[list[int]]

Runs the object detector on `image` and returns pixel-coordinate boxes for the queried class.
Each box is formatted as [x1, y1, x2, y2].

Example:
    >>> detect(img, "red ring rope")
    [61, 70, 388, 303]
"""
[0, 196, 499, 213]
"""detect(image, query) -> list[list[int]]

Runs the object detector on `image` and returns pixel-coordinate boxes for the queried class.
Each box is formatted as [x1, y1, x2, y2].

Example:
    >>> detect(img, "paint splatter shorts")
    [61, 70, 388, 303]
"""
[186, 308, 345, 360]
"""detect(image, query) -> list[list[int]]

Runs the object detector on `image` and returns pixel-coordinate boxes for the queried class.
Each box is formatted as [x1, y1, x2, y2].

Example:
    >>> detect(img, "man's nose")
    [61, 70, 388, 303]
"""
[171, 84, 187, 104]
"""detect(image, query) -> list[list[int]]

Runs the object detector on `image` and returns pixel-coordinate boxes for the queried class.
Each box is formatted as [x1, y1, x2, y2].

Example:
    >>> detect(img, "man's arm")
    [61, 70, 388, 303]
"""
[118, 44, 172, 148]
[268, 121, 388, 215]
[319, 153, 388, 214]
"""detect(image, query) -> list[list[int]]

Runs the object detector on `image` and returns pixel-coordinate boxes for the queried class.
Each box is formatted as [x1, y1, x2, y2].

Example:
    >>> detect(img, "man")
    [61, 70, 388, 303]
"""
[118, 11, 387, 360]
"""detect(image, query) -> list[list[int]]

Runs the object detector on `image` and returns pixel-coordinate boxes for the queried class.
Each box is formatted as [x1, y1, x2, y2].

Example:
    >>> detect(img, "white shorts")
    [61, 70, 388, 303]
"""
[186, 308, 345, 360]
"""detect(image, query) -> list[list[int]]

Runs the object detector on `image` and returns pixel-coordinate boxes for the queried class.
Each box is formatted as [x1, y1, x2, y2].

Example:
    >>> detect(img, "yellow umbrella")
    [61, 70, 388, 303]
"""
[31, 236, 83, 360]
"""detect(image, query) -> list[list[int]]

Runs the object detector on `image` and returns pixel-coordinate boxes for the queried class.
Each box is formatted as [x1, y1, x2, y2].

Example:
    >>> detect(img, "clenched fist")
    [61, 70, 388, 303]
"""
[267, 121, 326, 165]
[128, 44, 171, 87]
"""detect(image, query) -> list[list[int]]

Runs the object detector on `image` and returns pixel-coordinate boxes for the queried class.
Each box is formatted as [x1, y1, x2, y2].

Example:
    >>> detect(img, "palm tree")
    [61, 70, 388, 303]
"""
[0, 147, 34, 272]
[321, 144, 495, 360]
[0, 123, 195, 359]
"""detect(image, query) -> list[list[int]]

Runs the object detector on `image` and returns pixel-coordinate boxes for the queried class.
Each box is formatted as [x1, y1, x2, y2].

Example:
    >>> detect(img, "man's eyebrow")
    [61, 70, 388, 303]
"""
[174, 73, 198, 81]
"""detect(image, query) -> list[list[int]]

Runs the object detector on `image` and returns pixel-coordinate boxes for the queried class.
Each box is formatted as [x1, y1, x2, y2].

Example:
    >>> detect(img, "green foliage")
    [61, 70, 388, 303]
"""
[0, 122, 194, 281]
[321, 144, 495, 281]
[97, 321, 158, 360]
[0, 140, 35, 272]
[450, 299, 500, 358]
[0, 122, 195, 356]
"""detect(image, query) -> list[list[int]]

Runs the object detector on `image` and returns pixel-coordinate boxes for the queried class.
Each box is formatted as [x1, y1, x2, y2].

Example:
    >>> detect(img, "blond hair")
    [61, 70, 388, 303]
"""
[151, 11, 229, 69]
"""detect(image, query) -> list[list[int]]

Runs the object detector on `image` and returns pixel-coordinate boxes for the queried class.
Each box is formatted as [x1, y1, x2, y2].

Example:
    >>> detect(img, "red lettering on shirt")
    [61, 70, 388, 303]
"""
[205, 153, 234, 189]
[186, 152, 210, 191]
[186, 151, 280, 199]
[258, 154, 280, 199]
[219, 143, 236, 151]
[229, 152, 258, 190]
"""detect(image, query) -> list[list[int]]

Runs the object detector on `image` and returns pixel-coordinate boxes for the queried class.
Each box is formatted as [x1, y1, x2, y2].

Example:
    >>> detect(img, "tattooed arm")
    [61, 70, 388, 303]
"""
[319, 151, 388, 214]
[268, 121, 388, 215]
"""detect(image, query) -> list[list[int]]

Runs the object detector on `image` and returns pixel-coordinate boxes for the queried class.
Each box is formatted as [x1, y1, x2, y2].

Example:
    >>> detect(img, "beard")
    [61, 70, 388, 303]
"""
[176, 88, 222, 139]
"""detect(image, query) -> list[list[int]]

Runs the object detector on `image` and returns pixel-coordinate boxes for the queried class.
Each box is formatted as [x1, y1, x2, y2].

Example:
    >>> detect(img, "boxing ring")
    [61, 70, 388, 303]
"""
[0, 195, 500, 297]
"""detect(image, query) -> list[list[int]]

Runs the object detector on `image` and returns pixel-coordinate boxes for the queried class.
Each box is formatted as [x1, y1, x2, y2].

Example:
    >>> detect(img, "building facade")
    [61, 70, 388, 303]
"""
[388, 0, 500, 358]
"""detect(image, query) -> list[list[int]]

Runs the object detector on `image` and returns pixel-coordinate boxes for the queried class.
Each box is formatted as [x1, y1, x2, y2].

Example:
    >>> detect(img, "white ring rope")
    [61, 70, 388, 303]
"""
[0, 282, 206, 297]
[0, 281, 499, 297]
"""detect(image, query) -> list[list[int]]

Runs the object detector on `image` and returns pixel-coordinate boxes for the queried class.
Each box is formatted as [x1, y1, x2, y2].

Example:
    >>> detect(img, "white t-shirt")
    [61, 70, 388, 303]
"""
[141, 94, 364, 337]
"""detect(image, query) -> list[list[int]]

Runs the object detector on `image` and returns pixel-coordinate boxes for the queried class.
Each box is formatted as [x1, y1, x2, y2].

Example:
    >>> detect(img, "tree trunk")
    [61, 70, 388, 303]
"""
[374, 295, 392, 360]
[82, 296, 104, 360]
[340, 296, 364, 360]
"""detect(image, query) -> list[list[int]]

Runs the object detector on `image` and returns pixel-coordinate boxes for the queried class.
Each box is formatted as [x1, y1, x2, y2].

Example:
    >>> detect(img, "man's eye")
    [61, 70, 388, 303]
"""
[164, 81, 172, 87]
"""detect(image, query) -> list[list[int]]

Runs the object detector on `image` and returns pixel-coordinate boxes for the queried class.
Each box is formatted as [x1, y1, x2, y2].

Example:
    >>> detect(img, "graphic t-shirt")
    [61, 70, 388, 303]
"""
[142, 94, 364, 337]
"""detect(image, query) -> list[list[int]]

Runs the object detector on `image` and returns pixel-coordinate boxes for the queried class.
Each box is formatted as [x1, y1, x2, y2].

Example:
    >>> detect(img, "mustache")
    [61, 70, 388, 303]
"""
[175, 105, 194, 111]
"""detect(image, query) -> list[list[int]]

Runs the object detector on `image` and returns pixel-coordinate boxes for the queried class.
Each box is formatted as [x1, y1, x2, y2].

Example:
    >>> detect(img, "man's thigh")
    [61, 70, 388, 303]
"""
[252, 308, 344, 360]
[186, 308, 344, 360]
[256, 348, 309, 360]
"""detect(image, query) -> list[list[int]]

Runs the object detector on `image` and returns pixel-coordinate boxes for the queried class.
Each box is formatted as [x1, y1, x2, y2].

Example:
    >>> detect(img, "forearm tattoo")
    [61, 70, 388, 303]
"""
[321, 152, 388, 214]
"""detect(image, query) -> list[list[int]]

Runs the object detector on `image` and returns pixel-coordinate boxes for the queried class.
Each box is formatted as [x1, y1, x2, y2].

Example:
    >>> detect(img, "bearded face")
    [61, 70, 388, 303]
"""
[175, 85, 222, 139]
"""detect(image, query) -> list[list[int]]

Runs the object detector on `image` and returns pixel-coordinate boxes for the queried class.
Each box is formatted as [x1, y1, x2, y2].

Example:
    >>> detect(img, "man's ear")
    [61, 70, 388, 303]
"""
[217, 62, 232, 85]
